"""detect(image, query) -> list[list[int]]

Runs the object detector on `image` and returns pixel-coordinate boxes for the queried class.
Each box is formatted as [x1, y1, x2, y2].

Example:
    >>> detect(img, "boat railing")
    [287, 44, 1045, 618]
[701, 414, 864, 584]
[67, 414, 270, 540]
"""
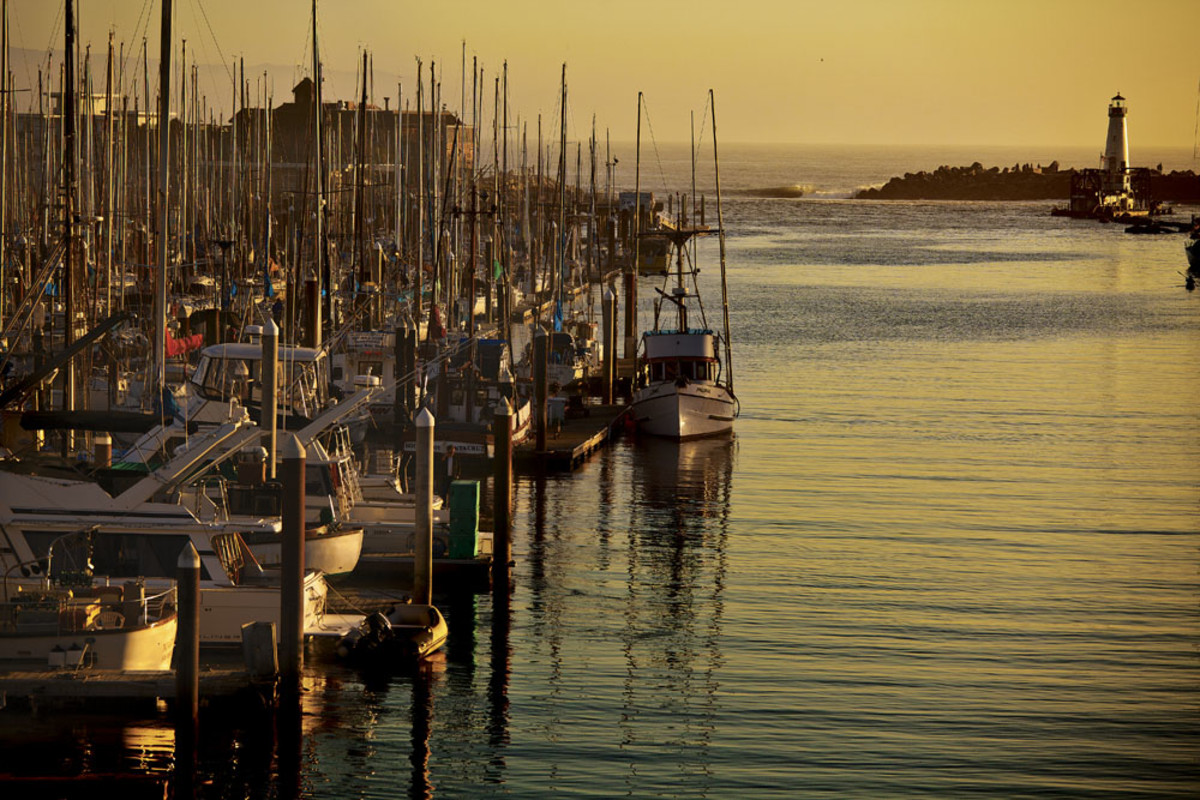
[181, 475, 230, 522]
[0, 581, 177, 636]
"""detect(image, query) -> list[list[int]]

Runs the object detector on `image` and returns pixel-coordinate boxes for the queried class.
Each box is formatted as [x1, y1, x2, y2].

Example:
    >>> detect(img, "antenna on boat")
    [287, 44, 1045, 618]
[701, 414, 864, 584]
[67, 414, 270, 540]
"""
[709, 89, 733, 392]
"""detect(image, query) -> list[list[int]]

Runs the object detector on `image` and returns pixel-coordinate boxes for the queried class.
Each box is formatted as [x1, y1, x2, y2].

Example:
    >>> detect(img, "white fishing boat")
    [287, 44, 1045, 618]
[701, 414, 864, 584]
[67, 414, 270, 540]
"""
[631, 227, 737, 440]
[629, 90, 739, 441]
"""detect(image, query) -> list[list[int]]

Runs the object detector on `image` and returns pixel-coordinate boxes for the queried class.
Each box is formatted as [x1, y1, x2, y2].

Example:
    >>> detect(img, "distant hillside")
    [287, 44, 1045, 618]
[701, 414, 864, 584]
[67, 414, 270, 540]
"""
[855, 162, 1200, 203]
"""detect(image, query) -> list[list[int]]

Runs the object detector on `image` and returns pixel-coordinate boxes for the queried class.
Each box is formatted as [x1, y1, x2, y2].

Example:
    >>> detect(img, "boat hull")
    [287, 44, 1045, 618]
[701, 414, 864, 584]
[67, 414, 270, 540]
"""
[632, 381, 736, 440]
[245, 526, 364, 576]
[195, 572, 329, 645]
[0, 617, 177, 671]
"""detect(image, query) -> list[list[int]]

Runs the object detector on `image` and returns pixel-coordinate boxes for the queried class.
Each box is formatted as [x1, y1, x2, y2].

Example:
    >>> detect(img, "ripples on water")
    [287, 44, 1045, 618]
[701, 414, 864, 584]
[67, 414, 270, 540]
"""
[2, 147, 1197, 798]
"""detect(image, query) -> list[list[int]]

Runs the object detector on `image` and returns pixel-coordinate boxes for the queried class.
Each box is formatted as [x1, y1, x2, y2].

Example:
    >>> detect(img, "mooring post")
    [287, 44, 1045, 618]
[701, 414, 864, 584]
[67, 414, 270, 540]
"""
[414, 407, 435, 605]
[534, 324, 548, 452]
[262, 317, 279, 479]
[175, 541, 200, 731]
[492, 398, 513, 585]
[602, 287, 616, 405]
[280, 434, 306, 686]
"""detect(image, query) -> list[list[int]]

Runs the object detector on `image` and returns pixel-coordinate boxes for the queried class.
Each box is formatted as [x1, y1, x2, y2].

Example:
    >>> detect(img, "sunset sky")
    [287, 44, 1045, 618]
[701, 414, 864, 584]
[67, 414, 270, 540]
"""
[7, 0, 1199, 149]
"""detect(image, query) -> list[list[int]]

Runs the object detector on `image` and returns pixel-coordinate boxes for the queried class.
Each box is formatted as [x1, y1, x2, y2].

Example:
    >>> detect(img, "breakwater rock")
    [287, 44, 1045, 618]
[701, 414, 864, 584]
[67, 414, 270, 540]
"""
[855, 162, 1200, 203]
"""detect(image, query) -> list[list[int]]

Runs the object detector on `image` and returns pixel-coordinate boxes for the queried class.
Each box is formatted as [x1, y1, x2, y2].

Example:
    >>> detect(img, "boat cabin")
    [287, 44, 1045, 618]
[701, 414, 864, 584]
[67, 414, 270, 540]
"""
[641, 329, 721, 384]
[189, 342, 330, 420]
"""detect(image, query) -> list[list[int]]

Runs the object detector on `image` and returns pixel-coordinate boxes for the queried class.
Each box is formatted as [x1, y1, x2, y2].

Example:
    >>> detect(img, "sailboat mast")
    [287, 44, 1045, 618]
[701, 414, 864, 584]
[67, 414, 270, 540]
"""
[311, 0, 324, 346]
[154, 0, 172, 397]
[355, 50, 368, 297]
[709, 88, 733, 391]
[62, 0, 76, 425]
[556, 64, 567, 330]
[626, 91, 641, 359]
[103, 35, 114, 317]
[415, 58, 424, 324]
[0, 0, 7, 328]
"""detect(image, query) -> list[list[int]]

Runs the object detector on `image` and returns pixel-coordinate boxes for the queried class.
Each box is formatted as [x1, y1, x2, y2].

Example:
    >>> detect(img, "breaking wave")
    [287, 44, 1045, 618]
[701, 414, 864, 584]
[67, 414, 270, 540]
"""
[735, 184, 810, 199]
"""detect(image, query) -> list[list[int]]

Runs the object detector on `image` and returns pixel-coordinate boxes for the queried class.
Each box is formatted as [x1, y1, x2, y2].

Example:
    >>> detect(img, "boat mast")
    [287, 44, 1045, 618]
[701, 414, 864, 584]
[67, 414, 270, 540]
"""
[153, 0, 173, 409]
[311, 0, 325, 346]
[626, 91, 641, 359]
[62, 0, 76, 431]
[416, 58, 424, 327]
[555, 63, 566, 331]
[0, 0, 7, 328]
[709, 88, 733, 391]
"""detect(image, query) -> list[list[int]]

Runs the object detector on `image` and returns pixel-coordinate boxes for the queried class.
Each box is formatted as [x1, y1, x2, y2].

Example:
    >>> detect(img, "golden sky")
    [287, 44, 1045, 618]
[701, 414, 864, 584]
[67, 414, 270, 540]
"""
[9, 0, 1199, 148]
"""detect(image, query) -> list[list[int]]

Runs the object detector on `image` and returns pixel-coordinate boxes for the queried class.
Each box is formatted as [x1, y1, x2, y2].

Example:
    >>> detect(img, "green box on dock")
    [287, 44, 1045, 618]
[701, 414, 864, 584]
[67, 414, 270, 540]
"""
[447, 480, 480, 558]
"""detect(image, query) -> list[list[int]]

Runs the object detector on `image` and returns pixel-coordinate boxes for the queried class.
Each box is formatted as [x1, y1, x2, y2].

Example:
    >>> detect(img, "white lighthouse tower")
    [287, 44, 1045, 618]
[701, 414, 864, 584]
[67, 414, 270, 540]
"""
[1100, 93, 1132, 208]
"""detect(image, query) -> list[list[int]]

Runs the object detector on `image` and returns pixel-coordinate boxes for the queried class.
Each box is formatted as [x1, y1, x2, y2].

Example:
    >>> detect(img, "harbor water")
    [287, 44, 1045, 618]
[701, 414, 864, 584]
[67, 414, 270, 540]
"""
[2, 144, 1197, 797]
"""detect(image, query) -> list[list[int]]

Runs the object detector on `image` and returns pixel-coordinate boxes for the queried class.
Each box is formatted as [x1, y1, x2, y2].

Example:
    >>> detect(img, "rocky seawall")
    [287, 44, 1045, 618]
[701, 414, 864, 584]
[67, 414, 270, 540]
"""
[855, 162, 1200, 203]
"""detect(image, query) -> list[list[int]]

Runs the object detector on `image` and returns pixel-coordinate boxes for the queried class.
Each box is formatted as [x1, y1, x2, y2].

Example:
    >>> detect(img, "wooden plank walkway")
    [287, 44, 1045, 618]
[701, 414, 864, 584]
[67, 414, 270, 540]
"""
[514, 402, 630, 472]
[0, 666, 261, 709]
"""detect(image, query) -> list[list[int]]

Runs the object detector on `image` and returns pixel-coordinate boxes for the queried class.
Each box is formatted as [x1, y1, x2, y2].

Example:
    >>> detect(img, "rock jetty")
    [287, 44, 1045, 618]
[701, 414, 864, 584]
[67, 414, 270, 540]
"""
[855, 162, 1200, 203]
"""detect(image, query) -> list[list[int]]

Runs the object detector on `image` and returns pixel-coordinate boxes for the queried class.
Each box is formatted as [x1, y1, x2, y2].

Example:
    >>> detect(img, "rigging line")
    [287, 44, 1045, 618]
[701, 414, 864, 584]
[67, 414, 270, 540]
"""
[190, 0, 234, 87]
[8, 1, 55, 111]
[639, 94, 671, 197]
[185, 0, 233, 106]
[693, 95, 712, 185]
[117, 0, 155, 87]
[39, 0, 64, 74]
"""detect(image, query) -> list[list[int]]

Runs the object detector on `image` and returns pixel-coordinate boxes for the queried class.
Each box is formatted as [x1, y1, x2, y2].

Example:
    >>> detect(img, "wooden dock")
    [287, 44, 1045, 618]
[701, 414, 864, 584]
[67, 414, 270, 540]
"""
[514, 402, 630, 471]
[0, 666, 264, 710]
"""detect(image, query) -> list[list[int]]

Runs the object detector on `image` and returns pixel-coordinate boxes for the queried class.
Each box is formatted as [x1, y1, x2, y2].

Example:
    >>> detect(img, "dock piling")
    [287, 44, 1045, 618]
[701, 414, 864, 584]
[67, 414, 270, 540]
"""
[492, 398, 513, 584]
[280, 434, 306, 686]
[534, 325, 548, 452]
[414, 407, 435, 604]
[175, 541, 200, 729]
[262, 318, 279, 479]
[602, 287, 616, 405]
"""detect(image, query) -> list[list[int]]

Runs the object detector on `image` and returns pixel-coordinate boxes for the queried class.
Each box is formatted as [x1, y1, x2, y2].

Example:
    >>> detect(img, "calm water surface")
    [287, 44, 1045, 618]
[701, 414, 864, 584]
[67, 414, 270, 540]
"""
[2, 145, 1197, 798]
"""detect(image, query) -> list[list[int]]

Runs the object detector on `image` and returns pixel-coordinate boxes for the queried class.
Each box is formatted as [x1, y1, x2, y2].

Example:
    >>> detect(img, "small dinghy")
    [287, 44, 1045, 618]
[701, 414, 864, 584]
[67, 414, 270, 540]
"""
[335, 602, 447, 664]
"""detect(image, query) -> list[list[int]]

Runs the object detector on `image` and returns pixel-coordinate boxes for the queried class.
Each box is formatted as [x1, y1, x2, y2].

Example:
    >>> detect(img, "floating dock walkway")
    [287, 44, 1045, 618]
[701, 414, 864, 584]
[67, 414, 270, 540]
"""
[514, 402, 630, 472]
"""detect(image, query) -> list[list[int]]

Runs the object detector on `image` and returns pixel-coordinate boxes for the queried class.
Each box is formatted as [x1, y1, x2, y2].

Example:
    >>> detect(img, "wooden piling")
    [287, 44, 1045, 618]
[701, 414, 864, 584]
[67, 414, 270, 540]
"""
[414, 407, 434, 605]
[262, 317, 279, 479]
[492, 398, 513, 585]
[175, 541, 200, 730]
[602, 287, 616, 405]
[534, 325, 548, 452]
[280, 434, 306, 685]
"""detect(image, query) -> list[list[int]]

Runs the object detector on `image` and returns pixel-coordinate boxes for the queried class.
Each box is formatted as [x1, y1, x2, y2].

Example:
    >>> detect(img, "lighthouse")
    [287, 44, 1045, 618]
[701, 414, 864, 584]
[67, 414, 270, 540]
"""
[1100, 93, 1132, 206]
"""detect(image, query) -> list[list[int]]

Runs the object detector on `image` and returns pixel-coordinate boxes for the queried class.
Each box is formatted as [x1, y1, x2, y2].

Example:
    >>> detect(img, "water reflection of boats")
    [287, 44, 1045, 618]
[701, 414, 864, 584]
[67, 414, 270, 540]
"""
[633, 434, 736, 516]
